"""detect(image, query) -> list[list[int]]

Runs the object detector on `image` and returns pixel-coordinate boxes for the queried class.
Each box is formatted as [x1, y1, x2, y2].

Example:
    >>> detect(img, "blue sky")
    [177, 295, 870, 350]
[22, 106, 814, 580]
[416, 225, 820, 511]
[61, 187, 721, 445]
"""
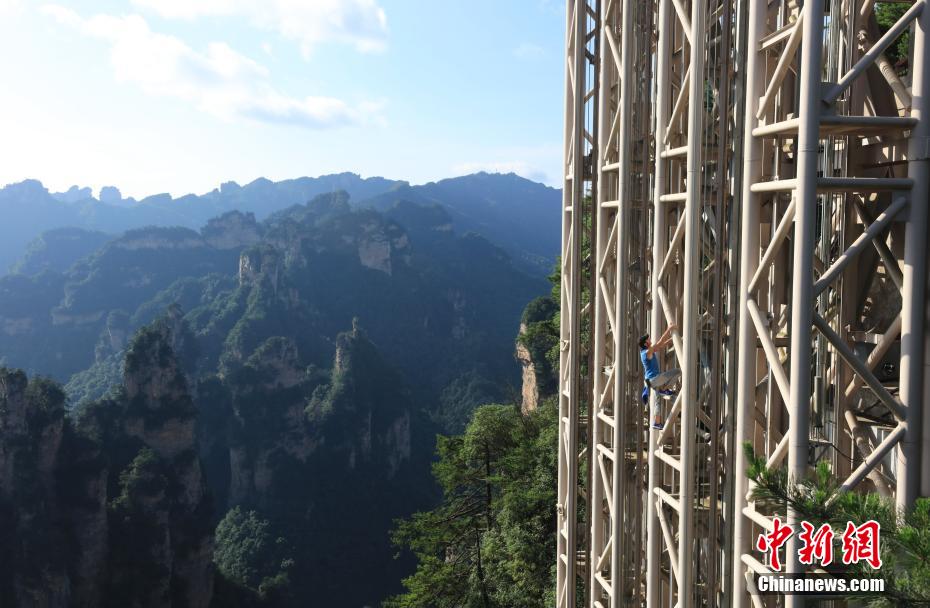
[0, 0, 564, 199]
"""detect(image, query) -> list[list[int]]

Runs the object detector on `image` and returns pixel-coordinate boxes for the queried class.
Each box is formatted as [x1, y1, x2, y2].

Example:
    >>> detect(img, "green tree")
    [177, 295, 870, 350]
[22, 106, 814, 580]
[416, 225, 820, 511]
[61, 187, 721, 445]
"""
[387, 402, 557, 608]
[875, 2, 911, 73]
[214, 506, 294, 600]
[745, 444, 930, 606]
[107, 448, 172, 605]
[517, 296, 560, 397]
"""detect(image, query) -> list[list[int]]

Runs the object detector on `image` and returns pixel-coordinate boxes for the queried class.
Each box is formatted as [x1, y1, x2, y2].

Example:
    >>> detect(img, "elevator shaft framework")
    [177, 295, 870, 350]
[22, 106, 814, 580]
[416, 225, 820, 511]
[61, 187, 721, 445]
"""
[557, 1, 930, 606]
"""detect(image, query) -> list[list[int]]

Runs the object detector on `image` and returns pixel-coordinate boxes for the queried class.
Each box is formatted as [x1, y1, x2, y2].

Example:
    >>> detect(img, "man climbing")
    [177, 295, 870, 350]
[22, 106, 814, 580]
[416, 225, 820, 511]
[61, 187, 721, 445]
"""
[639, 324, 681, 430]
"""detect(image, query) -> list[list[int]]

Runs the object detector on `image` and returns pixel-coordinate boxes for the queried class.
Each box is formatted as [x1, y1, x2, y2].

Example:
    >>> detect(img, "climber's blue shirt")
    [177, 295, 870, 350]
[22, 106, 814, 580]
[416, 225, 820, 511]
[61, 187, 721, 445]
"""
[641, 348, 660, 380]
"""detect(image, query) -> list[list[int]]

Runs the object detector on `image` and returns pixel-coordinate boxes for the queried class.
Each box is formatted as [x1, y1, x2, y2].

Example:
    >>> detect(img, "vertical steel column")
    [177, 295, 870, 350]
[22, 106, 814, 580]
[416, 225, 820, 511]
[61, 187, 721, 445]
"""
[611, 0, 634, 602]
[902, 0, 930, 507]
[646, 0, 671, 605]
[678, 0, 707, 605]
[730, 0, 765, 605]
[785, 0, 823, 596]
[557, 2, 587, 605]
[589, 0, 612, 600]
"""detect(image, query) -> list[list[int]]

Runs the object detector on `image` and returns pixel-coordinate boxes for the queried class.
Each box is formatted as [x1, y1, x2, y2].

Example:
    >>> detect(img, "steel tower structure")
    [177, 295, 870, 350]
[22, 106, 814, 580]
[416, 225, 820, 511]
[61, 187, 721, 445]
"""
[556, 0, 930, 606]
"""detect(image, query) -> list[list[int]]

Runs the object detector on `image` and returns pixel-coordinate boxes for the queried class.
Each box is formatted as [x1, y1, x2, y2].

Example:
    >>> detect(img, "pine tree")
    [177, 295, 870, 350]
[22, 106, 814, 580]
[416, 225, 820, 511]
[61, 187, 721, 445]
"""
[745, 443, 930, 606]
[386, 403, 558, 608]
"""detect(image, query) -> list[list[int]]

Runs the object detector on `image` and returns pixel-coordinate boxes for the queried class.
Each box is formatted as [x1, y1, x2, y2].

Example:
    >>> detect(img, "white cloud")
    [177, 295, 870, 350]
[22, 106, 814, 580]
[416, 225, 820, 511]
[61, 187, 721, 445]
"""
[131, 0, 389, 56]
[42, 5, 381, 129]
[514, 43, 544, 59]
[0, 0, 22, 15]
[130, 0, 232, 19]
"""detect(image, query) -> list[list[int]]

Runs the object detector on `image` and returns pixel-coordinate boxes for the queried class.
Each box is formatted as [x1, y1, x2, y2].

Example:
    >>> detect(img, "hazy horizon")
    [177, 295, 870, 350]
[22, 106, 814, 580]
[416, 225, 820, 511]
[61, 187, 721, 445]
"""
[2, 168, 562, 202]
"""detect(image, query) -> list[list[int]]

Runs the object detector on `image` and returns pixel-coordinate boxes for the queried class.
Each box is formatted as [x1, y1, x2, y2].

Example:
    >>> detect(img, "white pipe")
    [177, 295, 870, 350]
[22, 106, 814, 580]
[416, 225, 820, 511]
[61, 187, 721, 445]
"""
[785, 1, 824, 602]
[901, 0, 930, 505]
[646, 0, 672, 602]
[677, 0, 706, 604]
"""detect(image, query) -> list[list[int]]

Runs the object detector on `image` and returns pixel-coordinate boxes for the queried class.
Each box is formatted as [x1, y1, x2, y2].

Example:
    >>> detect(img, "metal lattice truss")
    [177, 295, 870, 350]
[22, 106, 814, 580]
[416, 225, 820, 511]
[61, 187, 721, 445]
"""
[648, 0, 736, 605]
[557, 1, 599, 606]
[589, 0, 653, 605]
[732, 1, 930, 606]
[560, 0, 930, 606]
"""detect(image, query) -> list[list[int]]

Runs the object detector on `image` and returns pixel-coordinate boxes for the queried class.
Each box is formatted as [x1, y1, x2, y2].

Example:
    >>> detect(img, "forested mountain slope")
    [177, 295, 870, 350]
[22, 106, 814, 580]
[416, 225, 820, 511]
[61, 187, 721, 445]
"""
[0, 189, 551, 607]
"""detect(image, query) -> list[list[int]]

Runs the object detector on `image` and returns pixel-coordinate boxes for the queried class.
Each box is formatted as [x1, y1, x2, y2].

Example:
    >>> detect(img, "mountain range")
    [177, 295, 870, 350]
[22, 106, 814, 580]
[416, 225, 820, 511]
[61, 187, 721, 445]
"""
[0, 175, 559, 607]
[0, 172, 561, 277]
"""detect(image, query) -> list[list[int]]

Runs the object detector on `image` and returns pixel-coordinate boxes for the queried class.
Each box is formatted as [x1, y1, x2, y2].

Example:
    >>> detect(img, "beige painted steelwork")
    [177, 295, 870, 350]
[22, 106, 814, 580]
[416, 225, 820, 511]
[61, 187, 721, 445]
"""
[588, 0, 653, 605]
[557, 1, 599, 606]
[559, 1, 930, 606]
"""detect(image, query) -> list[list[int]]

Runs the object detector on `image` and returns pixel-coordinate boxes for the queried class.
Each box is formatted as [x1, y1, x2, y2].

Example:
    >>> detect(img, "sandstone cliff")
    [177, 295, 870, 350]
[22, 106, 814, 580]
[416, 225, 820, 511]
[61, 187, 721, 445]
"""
[0, 314, 214, 608]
